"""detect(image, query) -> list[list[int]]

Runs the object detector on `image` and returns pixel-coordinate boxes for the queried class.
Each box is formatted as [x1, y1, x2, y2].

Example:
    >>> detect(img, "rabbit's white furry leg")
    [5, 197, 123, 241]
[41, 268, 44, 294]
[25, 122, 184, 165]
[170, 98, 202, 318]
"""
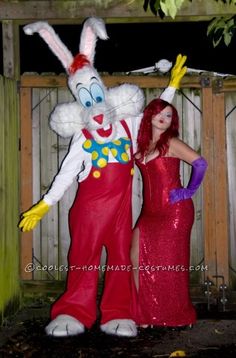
[100, 319, 137, 337]
[45, 314, 85, 337]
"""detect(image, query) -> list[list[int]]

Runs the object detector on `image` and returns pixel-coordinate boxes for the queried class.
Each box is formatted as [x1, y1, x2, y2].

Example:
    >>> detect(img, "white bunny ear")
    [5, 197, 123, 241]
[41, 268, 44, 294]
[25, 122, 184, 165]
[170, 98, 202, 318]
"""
[79, 17, 108, 65]
[23, 21, 74, 71]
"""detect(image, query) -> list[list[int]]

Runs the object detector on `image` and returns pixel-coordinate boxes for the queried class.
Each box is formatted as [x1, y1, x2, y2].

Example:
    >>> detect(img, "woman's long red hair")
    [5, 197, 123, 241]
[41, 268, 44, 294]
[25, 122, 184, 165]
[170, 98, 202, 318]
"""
[137, 98, 179, 159]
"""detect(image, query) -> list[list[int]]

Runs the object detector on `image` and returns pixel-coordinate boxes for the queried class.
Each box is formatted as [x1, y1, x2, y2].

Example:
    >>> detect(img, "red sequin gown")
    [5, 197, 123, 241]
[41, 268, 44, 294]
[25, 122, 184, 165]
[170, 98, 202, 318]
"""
[133, 156, 196, 327]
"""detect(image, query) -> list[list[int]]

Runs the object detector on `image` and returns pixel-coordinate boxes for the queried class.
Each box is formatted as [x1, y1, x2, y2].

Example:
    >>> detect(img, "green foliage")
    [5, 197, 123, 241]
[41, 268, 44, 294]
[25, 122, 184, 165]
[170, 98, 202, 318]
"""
[143, 0, 236, 18]
[143, 0, 187, 18]
[143, 0, 236, 46]
[207, 16, 236, 47]
[143, 0, 163, 18]
[160, 0, 186, 19]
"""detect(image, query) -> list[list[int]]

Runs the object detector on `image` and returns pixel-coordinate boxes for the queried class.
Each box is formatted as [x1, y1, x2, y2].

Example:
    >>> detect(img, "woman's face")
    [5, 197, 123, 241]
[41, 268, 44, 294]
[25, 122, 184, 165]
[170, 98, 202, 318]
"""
[151, 105, 173, 132]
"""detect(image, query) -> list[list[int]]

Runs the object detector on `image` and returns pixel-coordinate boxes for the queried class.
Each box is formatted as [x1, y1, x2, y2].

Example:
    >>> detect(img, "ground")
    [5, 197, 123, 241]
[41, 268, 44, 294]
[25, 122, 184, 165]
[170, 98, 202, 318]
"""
[0, 300, 236, 358]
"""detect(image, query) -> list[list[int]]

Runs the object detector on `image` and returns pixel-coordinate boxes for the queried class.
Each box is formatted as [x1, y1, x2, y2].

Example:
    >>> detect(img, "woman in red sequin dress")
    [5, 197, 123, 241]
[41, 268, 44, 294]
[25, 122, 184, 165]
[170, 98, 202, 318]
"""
[131, 98, 207, 327]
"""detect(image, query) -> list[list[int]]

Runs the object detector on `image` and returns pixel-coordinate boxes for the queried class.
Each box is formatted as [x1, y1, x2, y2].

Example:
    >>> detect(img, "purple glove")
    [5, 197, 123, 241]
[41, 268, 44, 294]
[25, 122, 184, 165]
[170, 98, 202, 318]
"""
[170, 157, 208, 204]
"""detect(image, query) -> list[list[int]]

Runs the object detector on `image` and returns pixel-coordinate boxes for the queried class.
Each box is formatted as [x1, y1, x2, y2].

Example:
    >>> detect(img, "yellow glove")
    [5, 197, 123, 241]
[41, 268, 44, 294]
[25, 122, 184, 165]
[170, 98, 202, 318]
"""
[169, 54, 187, 89]
[18, 200, 50, 232]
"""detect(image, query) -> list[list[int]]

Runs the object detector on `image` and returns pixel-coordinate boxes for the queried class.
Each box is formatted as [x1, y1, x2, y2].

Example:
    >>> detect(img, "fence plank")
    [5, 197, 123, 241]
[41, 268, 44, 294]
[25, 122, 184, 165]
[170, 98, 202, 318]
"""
[20, 87, 33, 280]
[57, 88, 77, 279]
[182, 90, 203, 275]
[1, 0, 236, 21]
[20, 74, 201, 89]
[201, 86, 216, 283]
[226, 93, 236, 287]
[39, 89, 59, 279]
[0, 76, 20, 314]
[213, 92, 229, 285]
[32, 88, 42, 279]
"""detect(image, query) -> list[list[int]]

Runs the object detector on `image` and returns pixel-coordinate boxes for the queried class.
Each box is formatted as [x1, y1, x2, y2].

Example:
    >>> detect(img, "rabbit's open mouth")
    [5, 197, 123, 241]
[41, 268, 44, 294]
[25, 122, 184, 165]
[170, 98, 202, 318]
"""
[96, 124, 112, 137]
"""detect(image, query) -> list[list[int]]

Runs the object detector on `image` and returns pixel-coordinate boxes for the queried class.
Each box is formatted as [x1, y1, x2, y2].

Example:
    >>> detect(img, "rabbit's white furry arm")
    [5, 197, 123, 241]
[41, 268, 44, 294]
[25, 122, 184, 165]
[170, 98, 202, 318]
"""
[50, 102, 84, 138]
[43, 133, 91, 205]
[107, 84, 145, 120]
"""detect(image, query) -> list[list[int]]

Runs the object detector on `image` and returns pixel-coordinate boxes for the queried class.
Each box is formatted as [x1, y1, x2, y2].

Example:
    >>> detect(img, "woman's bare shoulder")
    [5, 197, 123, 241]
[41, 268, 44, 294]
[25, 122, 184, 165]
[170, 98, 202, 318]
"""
[168, 137, 200, 163]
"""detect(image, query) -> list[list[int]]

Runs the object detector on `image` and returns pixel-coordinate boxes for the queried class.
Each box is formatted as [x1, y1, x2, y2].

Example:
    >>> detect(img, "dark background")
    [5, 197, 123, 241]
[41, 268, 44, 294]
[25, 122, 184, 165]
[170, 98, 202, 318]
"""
[1, 21, 236, 75]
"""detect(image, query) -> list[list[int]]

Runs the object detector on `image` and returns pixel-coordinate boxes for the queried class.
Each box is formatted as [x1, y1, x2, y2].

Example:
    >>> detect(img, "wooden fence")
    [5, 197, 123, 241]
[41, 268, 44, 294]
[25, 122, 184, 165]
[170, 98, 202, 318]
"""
[19, 74, 236, 296]
[0, 75, 20, 317]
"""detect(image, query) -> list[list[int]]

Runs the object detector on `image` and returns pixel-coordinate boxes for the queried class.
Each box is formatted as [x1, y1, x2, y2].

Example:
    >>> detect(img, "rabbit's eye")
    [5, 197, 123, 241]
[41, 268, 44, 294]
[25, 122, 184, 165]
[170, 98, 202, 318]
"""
[90, 83, 105, 104]
[78, 87, 93, 108]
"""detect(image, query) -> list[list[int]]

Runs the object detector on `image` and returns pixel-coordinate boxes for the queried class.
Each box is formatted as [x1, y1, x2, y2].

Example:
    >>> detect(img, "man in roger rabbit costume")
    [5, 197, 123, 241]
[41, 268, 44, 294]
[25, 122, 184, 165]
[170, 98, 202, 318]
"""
[19, 17, 187, 337]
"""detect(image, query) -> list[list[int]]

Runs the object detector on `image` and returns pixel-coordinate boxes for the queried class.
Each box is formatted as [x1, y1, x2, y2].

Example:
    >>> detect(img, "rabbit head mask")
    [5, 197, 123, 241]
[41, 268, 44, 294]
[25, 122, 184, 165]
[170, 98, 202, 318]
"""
[23, 17, 143, 143]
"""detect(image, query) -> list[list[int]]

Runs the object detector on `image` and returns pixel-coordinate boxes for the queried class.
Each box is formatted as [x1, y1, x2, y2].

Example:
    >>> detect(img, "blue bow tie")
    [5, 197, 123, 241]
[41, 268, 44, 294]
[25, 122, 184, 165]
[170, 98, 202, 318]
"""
[82, 137, 131, 168]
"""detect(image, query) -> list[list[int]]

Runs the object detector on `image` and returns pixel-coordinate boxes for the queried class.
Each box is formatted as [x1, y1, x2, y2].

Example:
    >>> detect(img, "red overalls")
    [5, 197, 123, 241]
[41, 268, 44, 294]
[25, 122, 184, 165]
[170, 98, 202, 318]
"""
[51, 120, 134, 328]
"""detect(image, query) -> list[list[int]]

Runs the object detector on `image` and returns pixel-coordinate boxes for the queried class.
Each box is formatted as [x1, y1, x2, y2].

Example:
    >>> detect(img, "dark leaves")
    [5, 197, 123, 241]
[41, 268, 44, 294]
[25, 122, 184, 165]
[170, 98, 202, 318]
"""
[143, 0, 165, 18]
